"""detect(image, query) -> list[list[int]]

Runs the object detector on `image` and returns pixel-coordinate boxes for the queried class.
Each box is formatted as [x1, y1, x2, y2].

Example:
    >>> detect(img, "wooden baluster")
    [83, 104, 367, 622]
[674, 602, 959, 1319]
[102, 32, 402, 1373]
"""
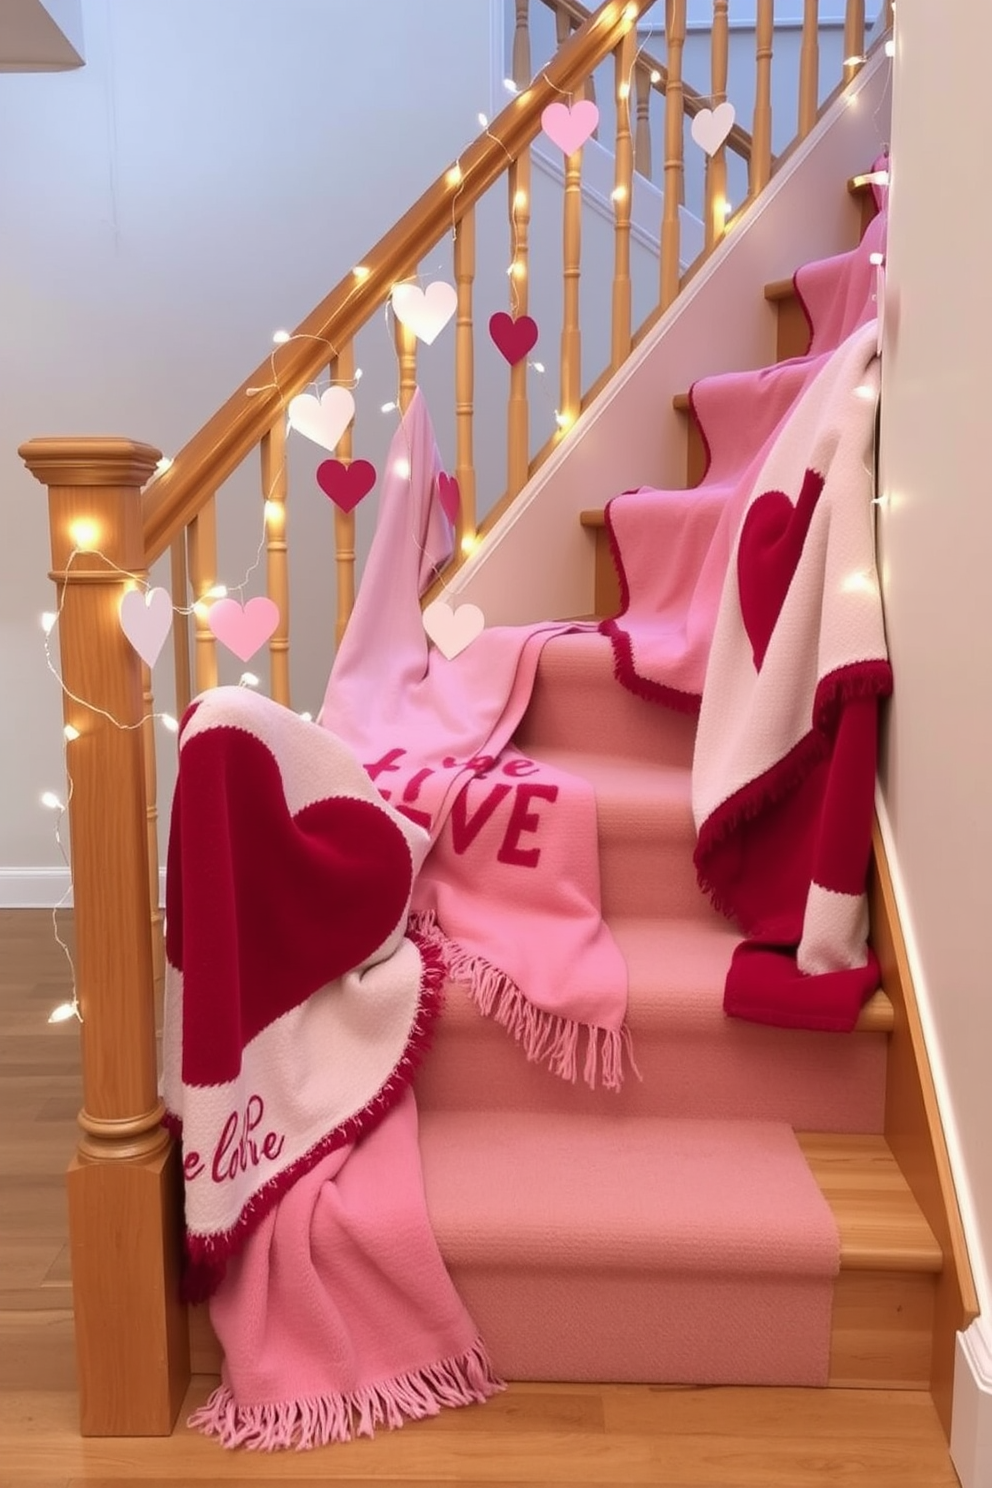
[844, 0, 866, 81]
[555, 5, 570, 50]
[560, 135, 583, 432]
[507, 153, 532, 497]
[186, 500, 218, 692]
[454, 204, 477, 547]
[798, 0, 820, 139]
[661, 0, 686, 310]
[512, 0, 531, 89]
[611, 26, 635, 370]
[751, 0, 774, 196]
[260, 415, 290, 705]
[634, 64, 652, 180]
[140, 660, 164, 1029]
[883, 0, 894, 29]
[394, 307, 418, 415]
[705, 0, 730, 252]
[331, 341, 356, 646]
[169, 534, 191, 716]
[19, 436, 189, 1436]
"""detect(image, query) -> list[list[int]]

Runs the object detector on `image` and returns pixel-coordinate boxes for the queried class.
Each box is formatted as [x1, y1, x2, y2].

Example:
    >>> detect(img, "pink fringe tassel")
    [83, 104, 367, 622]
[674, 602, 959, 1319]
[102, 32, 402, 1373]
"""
[410, 911, 636, 1092]
[188, 1337, 502, 1451]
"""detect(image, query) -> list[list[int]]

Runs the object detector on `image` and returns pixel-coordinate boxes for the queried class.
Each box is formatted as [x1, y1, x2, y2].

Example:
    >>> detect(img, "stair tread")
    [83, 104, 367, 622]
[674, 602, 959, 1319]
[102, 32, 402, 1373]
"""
[419, 1112, 942, 1275]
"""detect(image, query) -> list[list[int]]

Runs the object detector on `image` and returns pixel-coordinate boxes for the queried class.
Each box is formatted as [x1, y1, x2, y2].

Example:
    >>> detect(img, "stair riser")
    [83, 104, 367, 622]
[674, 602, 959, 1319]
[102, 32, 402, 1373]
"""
[517, 661, 697, 766]
[414, 1014, 887, 1133]
[598, 807, 712, 920]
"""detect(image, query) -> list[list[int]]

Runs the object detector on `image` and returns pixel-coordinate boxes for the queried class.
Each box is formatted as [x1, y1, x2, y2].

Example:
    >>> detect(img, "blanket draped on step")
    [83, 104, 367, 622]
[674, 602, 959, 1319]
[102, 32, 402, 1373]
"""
[161, 687, 501, 1448]
[603, 204, 891, 1029]
[319, 391, 631, 1089]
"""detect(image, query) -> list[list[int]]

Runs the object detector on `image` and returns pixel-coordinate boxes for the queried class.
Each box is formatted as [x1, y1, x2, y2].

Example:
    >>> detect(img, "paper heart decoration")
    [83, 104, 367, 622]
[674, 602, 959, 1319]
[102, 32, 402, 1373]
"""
[423, 598, 485, 660]
[737, 467, 825, 671]
[489, 312, 539, 366]
[690, 101, 736, 156]
[391, 281, 457, 345]
[119, 586, 173, 668]
[317, 458, 377, 513]
[208, 596, 280, 663]
[287, 387, 356, 452]
[437, 472, 461, 526]
[541, 99, 599, 155]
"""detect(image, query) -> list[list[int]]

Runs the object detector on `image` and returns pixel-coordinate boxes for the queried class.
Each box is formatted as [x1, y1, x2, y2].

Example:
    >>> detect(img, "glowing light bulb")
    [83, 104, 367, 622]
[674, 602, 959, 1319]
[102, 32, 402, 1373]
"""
[503, 77, 519, 94]
[41, 612, 57, 635]
[354, 367, 363, 382]
[41, 791, 63, 811]
[555, 410, 572, 430]
[160, 713, 179, 733]
[239, 672, 260, 688]
[531, 361, 545, 374]
[869, 252, 885, 266]
[507, 261, 526, 279]
[624, 3, 638, 21]
[514, 189, 528, 211]
[155, 456, 173, 476]
[48, 1002, 77, 1024]
[650, 69, 661, 84]
[63, 725, 80, 743]
[478, 112, 489, 127]
[206, 584, 227, 599]
[612, 185, 628, 203]
[844, 53, 866, 67]
[272, 329, 291, 345]
[722, 199, 733, 218]
[299, 711, 313, 723]
[264, 499, 283, 526]
[394, 457, 411, 479]
[446, 163, 463, 187]
[460, 533, 480, 556]
[193, 601, 210, 621]
[618, 82, 630, 100]
[853, 384, 876, 400]
[885, 38, 895, 57]
[353, 265, 371, 282]
[381, 401, 398, 414]
[842, 571, 877, 595]
[69, 519, 98, 551]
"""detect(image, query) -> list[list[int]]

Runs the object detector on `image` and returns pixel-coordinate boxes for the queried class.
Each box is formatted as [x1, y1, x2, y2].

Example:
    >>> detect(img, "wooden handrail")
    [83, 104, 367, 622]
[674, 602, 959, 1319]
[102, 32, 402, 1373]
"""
[141, 0, 658, 567]
[538, 0, 753, 159]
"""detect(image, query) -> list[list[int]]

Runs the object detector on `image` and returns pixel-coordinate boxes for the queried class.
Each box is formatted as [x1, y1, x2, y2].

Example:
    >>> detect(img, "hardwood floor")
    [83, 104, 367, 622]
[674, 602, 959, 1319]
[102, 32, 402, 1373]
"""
[0, 909, 961, 1486]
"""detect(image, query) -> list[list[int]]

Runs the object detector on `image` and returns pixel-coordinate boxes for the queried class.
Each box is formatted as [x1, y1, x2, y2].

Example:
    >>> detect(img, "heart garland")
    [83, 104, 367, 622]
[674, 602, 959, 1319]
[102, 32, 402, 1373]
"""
[690, 101, 736, 156]
[541, 99, 599, 155]
[208, 596, 281, 663]
[391, 281, 457, 345]
[317, 458, 377, 513]
[489, 312, 539, 366]
[422, 598, 485, 660]
[119, 586, 173, 668]
[437, 472, 461, 526]
[287, 387, 356, 452]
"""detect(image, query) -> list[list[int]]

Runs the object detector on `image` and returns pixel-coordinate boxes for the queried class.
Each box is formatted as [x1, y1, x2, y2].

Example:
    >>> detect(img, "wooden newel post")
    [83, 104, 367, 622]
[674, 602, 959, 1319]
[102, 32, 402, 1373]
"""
[19, 436, 190, 1437]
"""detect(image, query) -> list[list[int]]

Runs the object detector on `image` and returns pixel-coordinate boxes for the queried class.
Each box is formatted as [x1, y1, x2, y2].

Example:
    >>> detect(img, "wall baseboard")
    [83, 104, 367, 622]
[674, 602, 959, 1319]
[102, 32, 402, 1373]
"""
[0, 867, 166, 909]
[952, 1318, 992, 1488]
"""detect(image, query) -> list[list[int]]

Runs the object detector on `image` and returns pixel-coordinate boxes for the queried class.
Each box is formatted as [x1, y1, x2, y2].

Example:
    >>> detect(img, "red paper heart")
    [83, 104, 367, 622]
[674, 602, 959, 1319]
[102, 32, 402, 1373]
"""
[437, 472, 461, 526]
[737, 467, 824, 671]
[489, 312, 539, 366]
[316, 458, 377, 513]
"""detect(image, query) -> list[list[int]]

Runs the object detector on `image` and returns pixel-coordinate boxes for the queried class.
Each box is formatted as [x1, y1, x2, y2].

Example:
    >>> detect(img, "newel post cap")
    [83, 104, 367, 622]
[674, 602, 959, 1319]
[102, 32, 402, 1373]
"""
[19, 436, 164, 489]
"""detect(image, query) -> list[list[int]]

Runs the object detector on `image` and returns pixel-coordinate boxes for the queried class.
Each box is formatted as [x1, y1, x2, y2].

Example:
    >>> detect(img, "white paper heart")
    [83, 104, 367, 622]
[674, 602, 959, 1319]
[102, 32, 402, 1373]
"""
[422, 598, 485, 660]
[391, 281, 457, 346]
[287, 387, 356, 452]
[119, 586, 173, 668]
[690, 101, 736, 156]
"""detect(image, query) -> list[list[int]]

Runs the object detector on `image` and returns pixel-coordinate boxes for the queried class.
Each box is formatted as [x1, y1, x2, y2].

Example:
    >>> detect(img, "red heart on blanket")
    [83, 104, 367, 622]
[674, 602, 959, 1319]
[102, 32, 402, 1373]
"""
[737, 467, 825, 671]
[489, 312, 538, 366]
[437, 472, 461, 526]
[317, 458, 377, 513]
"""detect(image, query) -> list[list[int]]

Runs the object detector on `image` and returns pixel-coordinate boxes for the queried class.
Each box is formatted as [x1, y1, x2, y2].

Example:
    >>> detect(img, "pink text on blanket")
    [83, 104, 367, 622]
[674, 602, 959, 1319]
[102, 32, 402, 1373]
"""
[182, 1095, 287, 1185]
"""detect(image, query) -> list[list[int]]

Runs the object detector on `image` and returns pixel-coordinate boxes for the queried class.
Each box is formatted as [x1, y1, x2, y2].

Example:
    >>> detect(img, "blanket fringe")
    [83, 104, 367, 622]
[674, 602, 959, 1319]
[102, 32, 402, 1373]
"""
[188, 1337, 503, 1451]
[410, 911, 636, 1092]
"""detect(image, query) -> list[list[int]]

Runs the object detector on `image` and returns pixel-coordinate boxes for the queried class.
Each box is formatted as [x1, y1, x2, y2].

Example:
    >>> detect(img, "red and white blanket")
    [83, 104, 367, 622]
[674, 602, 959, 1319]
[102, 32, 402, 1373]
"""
[162, 687, 501, 1446]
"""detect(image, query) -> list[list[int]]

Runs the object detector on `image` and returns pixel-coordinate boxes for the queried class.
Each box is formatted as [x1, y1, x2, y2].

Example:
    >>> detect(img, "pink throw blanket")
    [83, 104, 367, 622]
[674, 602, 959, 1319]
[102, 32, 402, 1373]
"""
[162, 686, 501, 1447]
[603, 200, 890, 1029]
[319, 394, 631, 1088]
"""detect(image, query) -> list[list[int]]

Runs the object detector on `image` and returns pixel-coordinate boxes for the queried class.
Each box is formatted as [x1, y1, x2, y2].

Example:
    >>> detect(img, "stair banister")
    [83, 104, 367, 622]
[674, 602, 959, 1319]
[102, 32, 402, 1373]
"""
[141, 0, 658, 569]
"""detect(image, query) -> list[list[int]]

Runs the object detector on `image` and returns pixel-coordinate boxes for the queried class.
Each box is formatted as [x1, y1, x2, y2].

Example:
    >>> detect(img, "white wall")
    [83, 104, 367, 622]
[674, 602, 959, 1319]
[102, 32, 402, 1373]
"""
[0, 0, 498, 886]
[876, 0, 992, 1403]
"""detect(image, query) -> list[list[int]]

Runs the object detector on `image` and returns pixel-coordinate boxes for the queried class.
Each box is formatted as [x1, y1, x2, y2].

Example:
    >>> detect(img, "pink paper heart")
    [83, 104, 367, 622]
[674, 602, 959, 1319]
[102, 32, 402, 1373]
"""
[208, 596, 280, 663]
[541, 99, 599, 155]
[119, 586, 173, 668]
[437, 472, 461, 526]
[316, 458, 377, 513]
[489, 312, 539, 367]
[737, 467, 825, 671]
